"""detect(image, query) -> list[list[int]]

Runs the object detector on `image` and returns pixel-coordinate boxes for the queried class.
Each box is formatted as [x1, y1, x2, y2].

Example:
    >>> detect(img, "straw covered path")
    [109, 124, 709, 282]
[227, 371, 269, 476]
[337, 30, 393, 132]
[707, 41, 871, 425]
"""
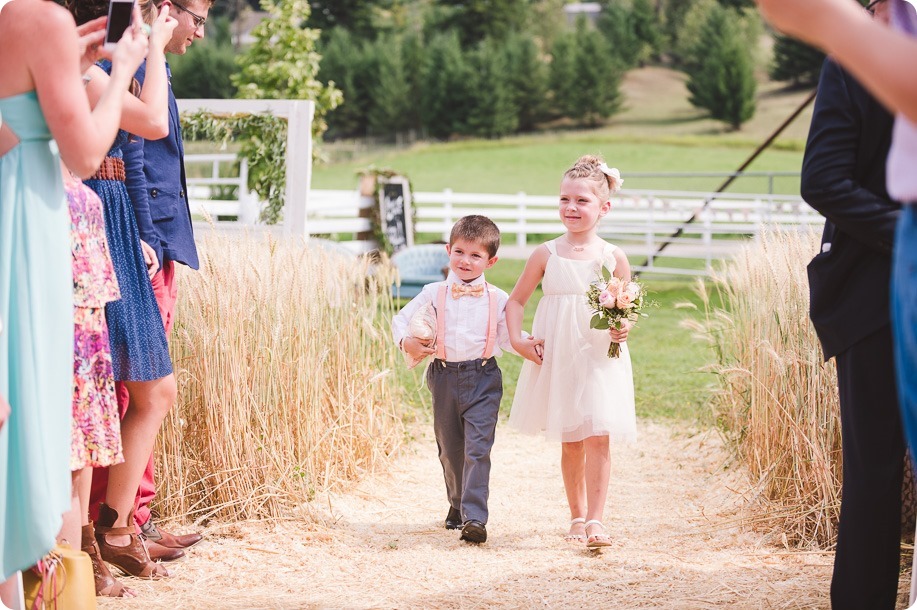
[100, 420, 846, 609]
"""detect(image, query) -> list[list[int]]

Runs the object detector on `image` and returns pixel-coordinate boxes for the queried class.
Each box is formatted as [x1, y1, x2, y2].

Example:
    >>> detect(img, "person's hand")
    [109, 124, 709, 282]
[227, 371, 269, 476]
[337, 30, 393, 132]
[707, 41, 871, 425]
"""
[609, 319, 633, 344]
[402, 336, 435, 361]
[77, 16, 111, 74]
[0, 394, 9, 432]
[140, 240, 159, 278]
[514, 337, 544, 365]
[149, 5, 177, 53]
[755, 0, 843, 42]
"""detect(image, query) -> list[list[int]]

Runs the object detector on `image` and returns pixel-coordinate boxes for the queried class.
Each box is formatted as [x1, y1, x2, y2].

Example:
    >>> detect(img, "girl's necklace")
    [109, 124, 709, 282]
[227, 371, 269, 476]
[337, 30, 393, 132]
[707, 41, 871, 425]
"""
[566, 237, 588, 252]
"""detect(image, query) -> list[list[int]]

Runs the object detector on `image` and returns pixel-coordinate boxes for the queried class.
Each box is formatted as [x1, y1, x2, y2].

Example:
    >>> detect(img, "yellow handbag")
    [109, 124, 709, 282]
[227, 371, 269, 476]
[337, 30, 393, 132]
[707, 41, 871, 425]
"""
[21, 544, 97, 610]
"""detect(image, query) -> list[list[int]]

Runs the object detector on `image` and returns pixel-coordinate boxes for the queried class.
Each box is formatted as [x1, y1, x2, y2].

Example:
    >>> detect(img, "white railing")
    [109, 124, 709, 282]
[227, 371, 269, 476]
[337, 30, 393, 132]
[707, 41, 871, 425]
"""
[185, 153, 259, 222]
[184, 153, 823, 275]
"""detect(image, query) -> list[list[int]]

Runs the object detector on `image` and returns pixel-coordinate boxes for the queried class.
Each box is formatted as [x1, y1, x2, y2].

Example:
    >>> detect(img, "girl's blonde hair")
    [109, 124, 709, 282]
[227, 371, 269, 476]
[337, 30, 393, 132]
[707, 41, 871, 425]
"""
[563, 155, 624, 201]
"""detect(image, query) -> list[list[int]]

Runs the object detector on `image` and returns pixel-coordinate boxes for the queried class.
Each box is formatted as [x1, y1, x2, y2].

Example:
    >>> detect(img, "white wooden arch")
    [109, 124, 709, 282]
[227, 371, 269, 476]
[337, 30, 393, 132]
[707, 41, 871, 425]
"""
[177, 98, 315, 236]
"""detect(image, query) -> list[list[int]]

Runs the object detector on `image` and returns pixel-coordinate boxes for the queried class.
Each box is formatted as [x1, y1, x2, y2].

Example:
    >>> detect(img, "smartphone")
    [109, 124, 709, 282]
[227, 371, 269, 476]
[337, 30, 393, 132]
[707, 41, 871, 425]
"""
[104, 0, 136, 50]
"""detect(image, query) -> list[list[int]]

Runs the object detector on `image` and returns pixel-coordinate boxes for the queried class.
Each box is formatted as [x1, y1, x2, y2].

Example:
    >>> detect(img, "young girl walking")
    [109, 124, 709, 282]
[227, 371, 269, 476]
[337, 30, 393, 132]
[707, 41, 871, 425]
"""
[507, 155, 637, 549]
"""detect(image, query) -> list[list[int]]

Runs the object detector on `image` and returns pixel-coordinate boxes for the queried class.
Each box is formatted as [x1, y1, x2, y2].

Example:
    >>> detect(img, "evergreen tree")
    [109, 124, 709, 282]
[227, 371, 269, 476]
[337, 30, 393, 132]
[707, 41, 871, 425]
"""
[630, 0, 663, 65]
[308, 0, 383, 37]
[549, 31, 578, 119]
[420, 31, 473, 139]
[530, 0, 567, 55]
[660, 0, 700, 61]
[501, 32, 549, 132]
[769, 35, 825, 87]
[568, 18, 623, 126]
[368, 36, 413, 136]
[685, 5, 756, 129]
[400, 31, 425, 133]
[233, 0, 341, 139]
[433, 0, 532, 46]
[595, 0, 664, 68]
[318, 28, 372, 137]
[465, 40, 518, 138]
[597, 2, 641, 70]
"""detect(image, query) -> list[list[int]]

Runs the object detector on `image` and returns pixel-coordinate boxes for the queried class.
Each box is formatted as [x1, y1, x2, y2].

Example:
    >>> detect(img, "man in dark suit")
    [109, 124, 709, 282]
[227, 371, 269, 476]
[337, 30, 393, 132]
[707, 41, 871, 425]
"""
[89, 0, 210, 556]
[801, 6, 904, 604]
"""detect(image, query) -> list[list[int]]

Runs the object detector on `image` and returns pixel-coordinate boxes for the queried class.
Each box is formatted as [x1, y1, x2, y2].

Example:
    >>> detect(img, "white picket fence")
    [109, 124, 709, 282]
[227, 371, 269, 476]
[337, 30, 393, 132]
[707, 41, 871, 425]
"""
[184, 154, 824, 276]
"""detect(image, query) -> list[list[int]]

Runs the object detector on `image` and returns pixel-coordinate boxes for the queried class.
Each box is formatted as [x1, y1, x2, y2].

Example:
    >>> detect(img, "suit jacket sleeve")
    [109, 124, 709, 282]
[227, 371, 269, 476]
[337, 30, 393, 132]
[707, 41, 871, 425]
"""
[800, 59, 899, 255]
[123, 135, 162, 266]
[122, 60, 163, 267]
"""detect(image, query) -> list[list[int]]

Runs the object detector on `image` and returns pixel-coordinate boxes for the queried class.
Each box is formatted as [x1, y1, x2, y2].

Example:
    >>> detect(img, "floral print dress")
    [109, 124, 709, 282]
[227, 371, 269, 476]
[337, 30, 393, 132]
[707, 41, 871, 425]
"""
[66, 171, 124, 470]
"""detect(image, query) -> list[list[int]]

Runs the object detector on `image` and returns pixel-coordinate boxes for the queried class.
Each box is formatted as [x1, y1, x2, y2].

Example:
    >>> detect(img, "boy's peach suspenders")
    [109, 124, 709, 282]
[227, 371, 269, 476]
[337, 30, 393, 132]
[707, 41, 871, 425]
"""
[434, 283, 498, 364]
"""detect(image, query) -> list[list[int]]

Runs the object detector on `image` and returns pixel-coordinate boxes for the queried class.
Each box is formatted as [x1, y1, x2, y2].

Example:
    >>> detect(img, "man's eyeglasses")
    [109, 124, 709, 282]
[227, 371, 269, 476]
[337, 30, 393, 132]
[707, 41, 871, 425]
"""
[866, 0, 887, 15]
[171, 2, 206, 29]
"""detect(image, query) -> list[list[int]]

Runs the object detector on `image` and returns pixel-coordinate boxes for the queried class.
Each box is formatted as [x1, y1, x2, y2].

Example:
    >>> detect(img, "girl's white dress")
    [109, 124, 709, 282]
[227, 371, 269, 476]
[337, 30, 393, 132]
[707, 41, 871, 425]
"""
[509, 239, 637, 443]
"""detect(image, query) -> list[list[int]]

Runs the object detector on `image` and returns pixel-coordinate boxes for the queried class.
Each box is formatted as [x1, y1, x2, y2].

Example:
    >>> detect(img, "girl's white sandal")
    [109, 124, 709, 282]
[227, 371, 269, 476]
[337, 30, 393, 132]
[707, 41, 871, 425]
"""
[585, 520, 612, 549]
[564, 517, 587, 543]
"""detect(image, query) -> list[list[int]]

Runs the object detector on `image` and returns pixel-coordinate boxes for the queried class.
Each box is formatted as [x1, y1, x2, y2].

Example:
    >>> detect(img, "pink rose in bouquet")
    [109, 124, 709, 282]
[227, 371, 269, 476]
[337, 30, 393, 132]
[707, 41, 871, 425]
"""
[598, 290, 616, 308]
[585, 269, 650, 358]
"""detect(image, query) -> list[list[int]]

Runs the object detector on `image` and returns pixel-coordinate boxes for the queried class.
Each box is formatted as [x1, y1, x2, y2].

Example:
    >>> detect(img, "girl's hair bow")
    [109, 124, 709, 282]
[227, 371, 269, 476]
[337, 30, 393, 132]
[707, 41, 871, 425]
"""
[598, 163, 624, 193]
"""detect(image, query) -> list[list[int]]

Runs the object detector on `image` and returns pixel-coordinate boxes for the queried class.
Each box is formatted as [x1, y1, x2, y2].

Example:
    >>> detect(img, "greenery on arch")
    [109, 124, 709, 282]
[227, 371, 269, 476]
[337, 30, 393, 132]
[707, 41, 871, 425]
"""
[181, 111, 288, 224]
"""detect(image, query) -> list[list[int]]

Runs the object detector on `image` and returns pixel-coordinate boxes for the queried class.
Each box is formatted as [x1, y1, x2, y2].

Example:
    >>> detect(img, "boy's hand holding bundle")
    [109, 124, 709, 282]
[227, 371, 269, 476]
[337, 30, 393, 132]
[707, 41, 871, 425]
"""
[402, 303, 437, 369]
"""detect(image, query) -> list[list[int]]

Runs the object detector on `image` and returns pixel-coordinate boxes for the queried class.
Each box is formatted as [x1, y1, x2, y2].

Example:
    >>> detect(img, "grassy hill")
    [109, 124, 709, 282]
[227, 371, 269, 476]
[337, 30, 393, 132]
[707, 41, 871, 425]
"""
[312, 66, 814, 196]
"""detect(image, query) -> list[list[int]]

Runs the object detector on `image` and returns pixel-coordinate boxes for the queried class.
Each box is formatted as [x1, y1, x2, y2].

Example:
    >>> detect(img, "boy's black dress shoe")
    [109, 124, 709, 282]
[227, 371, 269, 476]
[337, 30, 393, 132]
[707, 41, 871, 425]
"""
[460, 520, 487, 544]
[445, 507, 462, 530]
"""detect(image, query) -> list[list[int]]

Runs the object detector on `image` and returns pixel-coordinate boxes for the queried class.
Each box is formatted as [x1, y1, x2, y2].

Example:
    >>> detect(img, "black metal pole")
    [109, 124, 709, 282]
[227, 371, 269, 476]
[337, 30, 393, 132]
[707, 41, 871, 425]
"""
[634, 88, 818, 272]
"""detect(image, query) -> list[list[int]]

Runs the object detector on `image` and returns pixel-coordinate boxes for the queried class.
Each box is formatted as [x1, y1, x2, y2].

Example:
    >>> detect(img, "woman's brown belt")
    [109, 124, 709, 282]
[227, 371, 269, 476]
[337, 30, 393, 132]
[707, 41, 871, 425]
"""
[89, 157, 125, 182]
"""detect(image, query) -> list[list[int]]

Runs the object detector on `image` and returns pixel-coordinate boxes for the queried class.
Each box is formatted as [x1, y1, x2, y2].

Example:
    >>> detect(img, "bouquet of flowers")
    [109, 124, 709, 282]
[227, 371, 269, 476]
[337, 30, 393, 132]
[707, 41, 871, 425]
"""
[586, 269, 649, 358]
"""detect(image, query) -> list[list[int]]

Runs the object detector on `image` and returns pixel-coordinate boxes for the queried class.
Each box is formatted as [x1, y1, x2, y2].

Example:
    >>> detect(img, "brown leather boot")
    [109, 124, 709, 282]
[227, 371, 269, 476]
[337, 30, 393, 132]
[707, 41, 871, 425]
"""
[95, 504, 169, 579]
[140, 518, 203, 549]
[82, 522, 132, 597]
[145, 539, 185, 562]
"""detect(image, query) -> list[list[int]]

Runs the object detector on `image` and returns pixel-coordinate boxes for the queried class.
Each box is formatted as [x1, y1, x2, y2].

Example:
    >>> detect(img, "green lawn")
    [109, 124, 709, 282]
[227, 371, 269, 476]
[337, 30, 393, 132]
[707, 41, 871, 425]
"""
[314, 136, 803, 196]
[313, 66, 809, 197]
[395, 260, 716, 425]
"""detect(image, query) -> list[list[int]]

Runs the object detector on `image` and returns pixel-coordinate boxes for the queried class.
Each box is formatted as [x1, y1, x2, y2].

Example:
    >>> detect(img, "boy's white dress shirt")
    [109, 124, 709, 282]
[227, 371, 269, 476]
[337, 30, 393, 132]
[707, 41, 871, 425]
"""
[391, 272, 518, 362]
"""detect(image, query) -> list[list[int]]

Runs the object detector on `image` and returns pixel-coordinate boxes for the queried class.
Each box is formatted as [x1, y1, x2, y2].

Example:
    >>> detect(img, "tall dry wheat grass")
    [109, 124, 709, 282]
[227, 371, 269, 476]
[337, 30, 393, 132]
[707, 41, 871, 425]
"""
[154, 233, 405, 522]
[686, 228, 841, 548]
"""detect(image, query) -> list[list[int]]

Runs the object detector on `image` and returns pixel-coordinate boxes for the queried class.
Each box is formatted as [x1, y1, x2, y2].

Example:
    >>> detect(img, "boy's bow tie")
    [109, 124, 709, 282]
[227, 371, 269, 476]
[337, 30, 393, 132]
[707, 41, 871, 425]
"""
[451, 283, 485, 298]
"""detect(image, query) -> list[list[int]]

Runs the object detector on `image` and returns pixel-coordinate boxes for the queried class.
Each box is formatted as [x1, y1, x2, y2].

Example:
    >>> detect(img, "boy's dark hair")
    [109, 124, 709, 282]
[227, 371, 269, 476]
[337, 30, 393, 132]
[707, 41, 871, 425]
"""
[449, 215, 501, 258]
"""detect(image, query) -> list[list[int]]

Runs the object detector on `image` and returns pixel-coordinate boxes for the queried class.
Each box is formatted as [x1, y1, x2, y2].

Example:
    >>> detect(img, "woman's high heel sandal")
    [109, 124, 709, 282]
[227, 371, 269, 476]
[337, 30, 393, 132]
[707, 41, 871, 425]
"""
[82, 522, 133, 597]
[95, 504, 169, 579]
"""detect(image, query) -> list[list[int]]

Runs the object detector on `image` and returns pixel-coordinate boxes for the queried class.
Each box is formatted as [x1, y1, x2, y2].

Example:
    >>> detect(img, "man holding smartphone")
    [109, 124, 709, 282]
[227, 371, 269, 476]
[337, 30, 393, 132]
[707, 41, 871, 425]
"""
[89, 0, 214, 558]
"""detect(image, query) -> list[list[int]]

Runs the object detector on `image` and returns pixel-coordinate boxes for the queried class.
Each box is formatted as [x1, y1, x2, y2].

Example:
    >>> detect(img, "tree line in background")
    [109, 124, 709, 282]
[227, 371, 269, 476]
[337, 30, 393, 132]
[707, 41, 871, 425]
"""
[170, 0, 829, 139]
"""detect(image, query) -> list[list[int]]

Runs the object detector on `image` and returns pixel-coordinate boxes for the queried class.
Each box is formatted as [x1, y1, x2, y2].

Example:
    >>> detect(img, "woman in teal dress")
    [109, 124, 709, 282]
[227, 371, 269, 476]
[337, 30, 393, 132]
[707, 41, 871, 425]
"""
[0, 0, 148, 598]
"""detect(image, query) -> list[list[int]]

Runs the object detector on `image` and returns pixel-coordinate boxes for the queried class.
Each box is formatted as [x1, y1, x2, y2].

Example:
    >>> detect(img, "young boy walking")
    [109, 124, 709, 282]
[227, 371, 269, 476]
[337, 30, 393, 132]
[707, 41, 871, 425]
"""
[392, 215, 538, 544]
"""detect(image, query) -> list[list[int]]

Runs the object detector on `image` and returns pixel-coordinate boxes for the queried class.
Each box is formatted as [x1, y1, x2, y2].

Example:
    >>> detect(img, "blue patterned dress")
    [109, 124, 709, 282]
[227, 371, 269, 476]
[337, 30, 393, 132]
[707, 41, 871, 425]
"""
[84, 130, 172, 382]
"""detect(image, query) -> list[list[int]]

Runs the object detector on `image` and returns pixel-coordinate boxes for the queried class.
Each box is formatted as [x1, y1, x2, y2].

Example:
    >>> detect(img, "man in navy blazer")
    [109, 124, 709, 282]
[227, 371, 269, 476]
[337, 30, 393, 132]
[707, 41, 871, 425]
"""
[105, 0, 211, 554]
[801, 6, 906, 605]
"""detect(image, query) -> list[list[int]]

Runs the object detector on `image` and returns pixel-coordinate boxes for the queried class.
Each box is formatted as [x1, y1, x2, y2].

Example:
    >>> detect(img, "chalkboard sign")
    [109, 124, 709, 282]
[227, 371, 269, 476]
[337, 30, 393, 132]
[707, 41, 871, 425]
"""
[378, 176, 413, 253]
